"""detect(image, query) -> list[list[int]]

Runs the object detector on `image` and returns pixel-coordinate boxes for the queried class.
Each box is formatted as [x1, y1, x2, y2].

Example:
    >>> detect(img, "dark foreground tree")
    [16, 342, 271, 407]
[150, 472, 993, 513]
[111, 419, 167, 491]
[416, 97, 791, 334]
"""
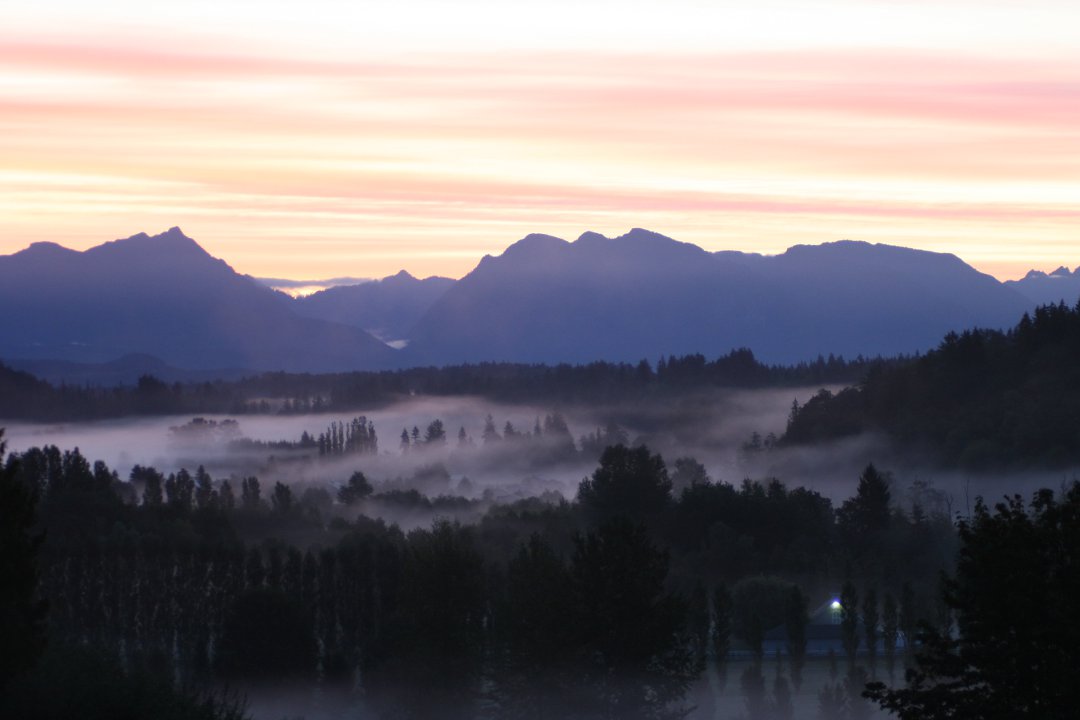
[371, 520, 485, 720]
[577, 444, 672, 523]
[2, 643, 249, 720]
[866, 484, 1080, 718]
[216, 588, 316, 683]
[711, 583, 733, 689]
[0, 429, 47, 690]
[495, 525, 700, 719]
[569, 518, 698, 719]
[785, 585, 808, 689]
[839, 581, 860, 676]
[882, 592, 899, 680]
[495, 534, 578, 719]
[337, 470, 373, 505]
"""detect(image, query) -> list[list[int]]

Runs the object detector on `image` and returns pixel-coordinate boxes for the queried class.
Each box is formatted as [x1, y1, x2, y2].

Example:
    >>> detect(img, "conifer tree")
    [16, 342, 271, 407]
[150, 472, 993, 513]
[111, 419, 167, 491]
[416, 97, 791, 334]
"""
[862, 587, 879, 678]
[785, 585, 808, 689]
[0, 430, 47, 689]
[840, 582, 860, 675]
[882, 592, 899, 680]
[712, 582, 733, 688]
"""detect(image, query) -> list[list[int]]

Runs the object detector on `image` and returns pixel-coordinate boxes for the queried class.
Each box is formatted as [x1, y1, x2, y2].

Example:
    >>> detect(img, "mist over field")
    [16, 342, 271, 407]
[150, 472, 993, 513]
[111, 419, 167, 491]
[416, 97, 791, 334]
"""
[2, 388, 843, 499]
[5, 386, 1066, 522]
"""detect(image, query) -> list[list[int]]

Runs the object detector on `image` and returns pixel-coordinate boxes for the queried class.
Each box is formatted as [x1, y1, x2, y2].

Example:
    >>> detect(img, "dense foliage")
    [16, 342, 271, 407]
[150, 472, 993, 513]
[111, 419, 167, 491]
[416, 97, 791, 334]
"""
[866, 484, 1080, 719]
[0, 429, 46, 689]
[785, 301, 1080, 468]
[0, 348, 880, 421]
[0, 431, 961, 719]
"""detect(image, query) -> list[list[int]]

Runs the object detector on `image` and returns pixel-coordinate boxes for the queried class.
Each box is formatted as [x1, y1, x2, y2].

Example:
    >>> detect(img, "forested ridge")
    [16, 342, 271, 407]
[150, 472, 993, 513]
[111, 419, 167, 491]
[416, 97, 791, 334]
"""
[784, 301, 1080, 469]
[0, 348, 881, 422]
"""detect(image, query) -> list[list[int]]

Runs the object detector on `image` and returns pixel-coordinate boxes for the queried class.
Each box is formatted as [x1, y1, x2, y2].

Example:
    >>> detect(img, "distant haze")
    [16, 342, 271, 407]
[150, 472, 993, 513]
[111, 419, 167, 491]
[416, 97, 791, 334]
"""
[255, 277, 373, 298]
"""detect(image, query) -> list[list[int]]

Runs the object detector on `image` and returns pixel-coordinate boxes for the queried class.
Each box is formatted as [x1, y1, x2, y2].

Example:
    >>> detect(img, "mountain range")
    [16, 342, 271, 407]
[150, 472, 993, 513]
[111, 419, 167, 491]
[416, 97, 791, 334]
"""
[0, 228, 395, 374]
[1004, 266, 1080, 308]
[292, 270, 455, 346]
[404, 229, 1032, 365]
[1, 226, 1075, 381]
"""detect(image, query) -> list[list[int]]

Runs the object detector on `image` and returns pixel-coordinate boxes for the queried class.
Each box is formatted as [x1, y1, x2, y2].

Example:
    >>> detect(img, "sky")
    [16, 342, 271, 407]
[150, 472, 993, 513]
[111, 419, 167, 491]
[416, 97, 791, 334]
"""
[1, 0, 1078, 281]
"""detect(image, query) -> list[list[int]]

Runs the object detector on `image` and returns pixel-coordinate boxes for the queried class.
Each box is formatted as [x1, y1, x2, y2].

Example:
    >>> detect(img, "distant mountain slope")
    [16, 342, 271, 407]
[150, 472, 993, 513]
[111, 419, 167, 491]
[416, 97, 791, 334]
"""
[292, 270, 454, 344]
[1005, 266, 1080, 307]
[405, 229, 1031, 365]
[0, 228, 396, 372]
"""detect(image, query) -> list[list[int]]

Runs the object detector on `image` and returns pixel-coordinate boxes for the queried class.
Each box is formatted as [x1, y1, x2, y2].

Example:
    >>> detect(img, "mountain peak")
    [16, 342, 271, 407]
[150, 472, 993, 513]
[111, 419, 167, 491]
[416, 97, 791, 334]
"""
[783, 239, 962, 262]
[785, 239, 872, 254]
[617, 227, 674, 242]
[377, 269, 418, 287]
[88, 227, 215, 264]
[18, 241, 76, 258]
[500, 233, 568, 259]
[1007, 263, 1080, 306]
[409, 229, 1030, 366]
[0, 227, 395, 372]
[148, 226, 201, 248]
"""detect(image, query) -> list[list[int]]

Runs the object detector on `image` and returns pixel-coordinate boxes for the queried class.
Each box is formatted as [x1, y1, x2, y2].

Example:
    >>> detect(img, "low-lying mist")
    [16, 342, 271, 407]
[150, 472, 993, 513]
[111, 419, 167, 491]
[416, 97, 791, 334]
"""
[5, 387, 1069, 529]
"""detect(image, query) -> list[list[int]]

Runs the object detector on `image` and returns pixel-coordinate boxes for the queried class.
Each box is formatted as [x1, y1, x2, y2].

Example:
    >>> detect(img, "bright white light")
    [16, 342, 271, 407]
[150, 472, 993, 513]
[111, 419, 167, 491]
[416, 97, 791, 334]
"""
[831, 600, 842, 610]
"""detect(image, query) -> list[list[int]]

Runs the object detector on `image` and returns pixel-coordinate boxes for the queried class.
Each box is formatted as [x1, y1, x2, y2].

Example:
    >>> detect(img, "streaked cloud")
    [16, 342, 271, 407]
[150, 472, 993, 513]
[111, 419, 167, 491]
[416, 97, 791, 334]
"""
[1, 1, 1078, 279]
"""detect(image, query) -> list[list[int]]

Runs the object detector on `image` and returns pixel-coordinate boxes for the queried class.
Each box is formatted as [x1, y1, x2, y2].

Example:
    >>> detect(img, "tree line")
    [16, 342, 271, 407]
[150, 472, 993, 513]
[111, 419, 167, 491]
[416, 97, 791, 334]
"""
[0, 348, 882, 422]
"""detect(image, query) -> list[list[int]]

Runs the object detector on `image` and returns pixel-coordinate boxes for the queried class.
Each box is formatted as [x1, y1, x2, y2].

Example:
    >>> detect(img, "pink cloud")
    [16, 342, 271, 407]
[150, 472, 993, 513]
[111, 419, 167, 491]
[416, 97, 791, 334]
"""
[2, 38, 1079, 278]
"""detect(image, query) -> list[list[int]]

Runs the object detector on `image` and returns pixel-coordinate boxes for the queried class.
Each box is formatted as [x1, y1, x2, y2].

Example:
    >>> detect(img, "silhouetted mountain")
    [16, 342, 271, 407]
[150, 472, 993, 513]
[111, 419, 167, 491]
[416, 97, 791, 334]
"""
[292, 270, 454, 345]
[0, 228, 396, 373]
[1005, 266, 1080, 307]
[405, 229, 1030, 365]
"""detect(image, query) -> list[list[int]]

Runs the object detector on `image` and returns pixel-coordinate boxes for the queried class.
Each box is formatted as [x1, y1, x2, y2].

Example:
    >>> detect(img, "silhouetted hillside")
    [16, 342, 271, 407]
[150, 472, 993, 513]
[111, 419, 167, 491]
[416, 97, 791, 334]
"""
[5, 227, 1064, 376]
[1006, 265, 1080, 307]
[405, 229, 1030, 365]
[292, 270, 454, 344]
[783, 301, 1080, 468]
[0, 228, 396, 373]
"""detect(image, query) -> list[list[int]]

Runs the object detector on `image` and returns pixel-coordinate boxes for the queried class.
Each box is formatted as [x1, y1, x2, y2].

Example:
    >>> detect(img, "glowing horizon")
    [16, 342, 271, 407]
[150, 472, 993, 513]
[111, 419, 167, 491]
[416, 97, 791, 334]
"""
[2, 1, 1079, 281]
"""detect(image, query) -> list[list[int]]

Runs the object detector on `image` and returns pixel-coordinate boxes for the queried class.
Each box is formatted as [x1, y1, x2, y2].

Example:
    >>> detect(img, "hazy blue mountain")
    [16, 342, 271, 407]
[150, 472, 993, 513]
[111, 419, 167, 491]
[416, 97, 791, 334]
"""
[405, 229, 1032, 365]
[1005, 266, 1080, 308]
[292, 270, 455, 345]
[0, 228, 396, 372]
